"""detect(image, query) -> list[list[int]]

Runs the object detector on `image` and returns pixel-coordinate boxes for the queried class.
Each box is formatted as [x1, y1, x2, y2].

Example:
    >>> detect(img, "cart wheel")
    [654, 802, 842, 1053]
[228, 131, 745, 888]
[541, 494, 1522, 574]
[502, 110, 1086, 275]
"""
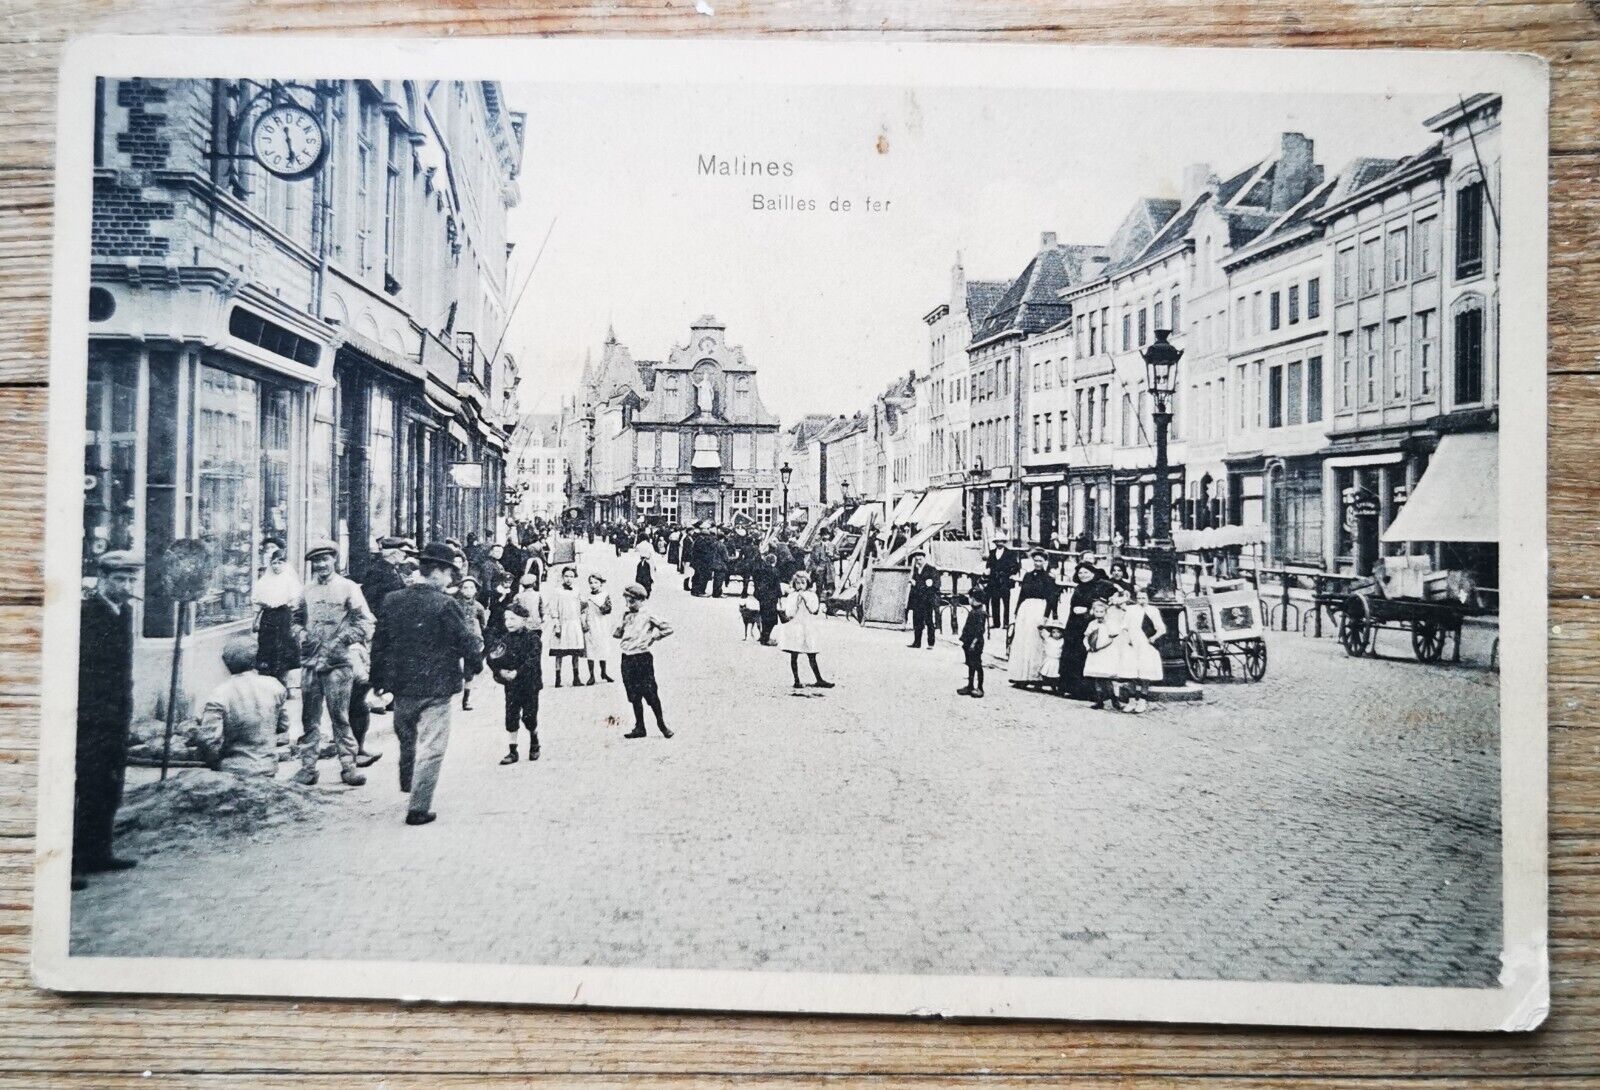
[1340, 613, 1369, 657]
[1242, 637, 1267, 681]
[1412, 620, 1447, 663]
[1183, 636, 1208, 682]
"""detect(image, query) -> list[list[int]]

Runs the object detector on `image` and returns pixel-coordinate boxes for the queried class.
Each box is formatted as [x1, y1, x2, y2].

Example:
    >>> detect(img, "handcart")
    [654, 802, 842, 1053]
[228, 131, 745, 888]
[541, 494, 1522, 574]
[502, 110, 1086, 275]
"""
[1182, 581, 1268, 682]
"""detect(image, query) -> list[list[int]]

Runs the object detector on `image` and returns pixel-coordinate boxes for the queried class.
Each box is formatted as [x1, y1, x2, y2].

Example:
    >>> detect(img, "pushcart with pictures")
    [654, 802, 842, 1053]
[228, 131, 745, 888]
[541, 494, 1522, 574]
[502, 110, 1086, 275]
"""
[1181, 580, 1268, 682]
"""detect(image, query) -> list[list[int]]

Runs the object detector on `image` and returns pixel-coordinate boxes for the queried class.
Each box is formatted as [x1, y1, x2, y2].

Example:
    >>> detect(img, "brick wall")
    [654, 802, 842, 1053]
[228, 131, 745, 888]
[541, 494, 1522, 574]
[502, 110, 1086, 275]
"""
[91, 80, 176, 258]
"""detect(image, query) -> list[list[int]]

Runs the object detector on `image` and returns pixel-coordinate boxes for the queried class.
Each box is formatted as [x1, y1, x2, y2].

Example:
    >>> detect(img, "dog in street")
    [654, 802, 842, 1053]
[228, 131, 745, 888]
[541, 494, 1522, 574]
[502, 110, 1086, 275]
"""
[739, 602, 761, 640]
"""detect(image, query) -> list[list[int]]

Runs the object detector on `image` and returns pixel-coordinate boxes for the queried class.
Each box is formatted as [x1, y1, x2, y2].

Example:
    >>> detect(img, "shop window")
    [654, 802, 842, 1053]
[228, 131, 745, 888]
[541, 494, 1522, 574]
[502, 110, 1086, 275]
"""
[368, 387, 395, 543]
[83, 348, 140, 588]
[194, 366, 260, 629]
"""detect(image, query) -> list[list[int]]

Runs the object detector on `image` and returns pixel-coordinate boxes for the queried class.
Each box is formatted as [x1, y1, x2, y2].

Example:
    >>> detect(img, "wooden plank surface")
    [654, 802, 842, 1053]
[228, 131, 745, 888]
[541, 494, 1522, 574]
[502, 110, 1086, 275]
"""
[0, 1, 1595, 1083]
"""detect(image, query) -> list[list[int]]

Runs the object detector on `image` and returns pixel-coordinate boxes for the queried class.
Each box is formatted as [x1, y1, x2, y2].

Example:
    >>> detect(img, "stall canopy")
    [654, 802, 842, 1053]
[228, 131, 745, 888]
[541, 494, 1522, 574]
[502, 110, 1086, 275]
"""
[1382, 431, 1498, 543]
[908, 486, 964, 528]
[888, 490, 923, 526]
[1173, 522, 1266, 552]
[846, 501, 883, 529]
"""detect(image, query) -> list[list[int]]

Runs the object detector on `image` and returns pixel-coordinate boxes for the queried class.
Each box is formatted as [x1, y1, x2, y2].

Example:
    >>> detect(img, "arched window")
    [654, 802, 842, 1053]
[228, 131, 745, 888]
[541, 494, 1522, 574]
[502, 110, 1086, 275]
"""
[1450, 293, 1487, 406]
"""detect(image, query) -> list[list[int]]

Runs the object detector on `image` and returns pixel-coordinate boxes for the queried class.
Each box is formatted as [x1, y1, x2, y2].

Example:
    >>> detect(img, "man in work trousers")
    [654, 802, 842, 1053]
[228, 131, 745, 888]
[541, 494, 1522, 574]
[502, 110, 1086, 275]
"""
[907, 550, 942, 649]
[371, 542, 484, 826]
[73, 550, 143, 890]
[293, 540, 374, 787]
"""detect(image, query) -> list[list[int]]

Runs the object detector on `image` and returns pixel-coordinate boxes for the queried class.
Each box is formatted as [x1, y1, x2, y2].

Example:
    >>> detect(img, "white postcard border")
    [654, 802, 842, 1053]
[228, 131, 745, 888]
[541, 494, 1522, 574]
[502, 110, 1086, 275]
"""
[33, 34, 1551, 1031]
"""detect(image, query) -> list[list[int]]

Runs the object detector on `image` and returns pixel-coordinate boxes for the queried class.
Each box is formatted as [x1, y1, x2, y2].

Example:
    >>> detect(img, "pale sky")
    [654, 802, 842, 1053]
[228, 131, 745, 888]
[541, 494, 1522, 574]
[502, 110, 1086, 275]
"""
[501, 84, 1461, 421]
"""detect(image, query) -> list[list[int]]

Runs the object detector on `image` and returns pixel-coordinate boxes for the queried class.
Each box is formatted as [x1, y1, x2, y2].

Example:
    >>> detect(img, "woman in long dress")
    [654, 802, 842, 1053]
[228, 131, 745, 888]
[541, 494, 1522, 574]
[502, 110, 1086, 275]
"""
[778, 570, 834, 690]
[1058, 561, 1111, 699]
[583, 572, 617, 684]
[251, 543, 301, 690]
[1005, 550, 1060, 688]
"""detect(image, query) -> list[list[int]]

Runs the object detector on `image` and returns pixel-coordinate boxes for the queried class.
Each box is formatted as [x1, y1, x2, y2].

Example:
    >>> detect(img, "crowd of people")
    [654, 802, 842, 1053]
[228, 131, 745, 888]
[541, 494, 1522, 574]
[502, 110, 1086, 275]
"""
[71, 522, 679, 890]
[72, 508, 1173, 892]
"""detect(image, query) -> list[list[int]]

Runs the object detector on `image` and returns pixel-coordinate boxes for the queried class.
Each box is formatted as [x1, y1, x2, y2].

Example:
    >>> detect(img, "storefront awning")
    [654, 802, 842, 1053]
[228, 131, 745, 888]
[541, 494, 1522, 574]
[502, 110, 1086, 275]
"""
[691, 449, 722, 470]
[1382, 431, 1498, 544]
[888, 490, 923, 526]
[908, 486, 964, 528]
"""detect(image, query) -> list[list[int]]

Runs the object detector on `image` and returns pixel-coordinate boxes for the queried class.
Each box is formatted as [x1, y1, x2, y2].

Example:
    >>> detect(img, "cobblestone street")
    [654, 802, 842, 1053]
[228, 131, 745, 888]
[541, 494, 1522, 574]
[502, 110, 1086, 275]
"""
[71, 542, 1502, 987]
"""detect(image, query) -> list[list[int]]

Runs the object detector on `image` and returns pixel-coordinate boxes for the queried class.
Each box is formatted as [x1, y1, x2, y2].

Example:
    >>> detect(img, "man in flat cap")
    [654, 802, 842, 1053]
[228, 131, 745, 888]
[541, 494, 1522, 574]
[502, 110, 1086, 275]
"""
[370, 542, 484, 826]
[292, 540, 374, 788]
[73, 551, 143, 887]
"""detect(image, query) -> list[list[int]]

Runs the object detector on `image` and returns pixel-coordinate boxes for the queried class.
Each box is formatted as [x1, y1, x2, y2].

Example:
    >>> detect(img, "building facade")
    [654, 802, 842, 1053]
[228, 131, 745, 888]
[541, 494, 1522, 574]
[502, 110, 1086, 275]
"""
[84, 77, 523, 719]
[578, 317, 783, 526]
[967, 232, 1106, 542]
[507, 412, 568, 522]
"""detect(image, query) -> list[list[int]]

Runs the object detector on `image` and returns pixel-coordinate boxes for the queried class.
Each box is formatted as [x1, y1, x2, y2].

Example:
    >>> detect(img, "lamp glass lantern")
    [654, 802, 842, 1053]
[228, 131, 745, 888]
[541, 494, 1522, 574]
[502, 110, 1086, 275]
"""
[1143, 328, 1182, 415]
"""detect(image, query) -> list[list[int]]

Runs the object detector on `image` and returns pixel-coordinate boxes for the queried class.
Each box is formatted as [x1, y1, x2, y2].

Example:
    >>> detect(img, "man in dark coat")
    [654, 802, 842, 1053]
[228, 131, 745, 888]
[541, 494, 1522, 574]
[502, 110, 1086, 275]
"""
[984, 541, 1022, 630]
[709, 532, 731, 598]
[907, 550, 942, 649]
[689, 529, 714, 596]
[751, 554, 784, 646]
[74, 550, 143, 885]
[370, 542, 484, 826]
[359, 537, 408, 612]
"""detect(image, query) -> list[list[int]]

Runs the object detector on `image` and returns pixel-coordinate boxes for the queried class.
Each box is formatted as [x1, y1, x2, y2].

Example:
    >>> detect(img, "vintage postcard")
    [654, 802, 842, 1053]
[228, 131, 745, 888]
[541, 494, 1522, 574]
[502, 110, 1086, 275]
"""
[34, 35, 1548, 1030]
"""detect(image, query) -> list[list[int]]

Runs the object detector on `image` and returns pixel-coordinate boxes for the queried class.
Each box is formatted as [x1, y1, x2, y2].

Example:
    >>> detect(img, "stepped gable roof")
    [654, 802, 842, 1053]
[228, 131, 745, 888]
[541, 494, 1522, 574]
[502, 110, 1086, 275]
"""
[974, 243, 1107, 346]
[964, 279, 1010, 322]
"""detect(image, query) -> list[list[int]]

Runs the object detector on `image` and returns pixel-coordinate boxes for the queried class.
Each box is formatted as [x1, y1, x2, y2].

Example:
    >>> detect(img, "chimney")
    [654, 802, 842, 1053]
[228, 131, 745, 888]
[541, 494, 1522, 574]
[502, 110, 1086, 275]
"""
[1269, 132, 1321, 213]
[1181, 162, 1213, 205]
[951, 251, 966, 307]
[1040, 231, 1058, 249]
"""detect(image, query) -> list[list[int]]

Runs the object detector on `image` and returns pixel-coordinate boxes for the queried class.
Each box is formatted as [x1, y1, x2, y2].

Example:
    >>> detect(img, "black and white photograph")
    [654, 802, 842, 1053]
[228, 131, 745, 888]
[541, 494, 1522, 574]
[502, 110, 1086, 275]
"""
[34, 38, 1548, 1029]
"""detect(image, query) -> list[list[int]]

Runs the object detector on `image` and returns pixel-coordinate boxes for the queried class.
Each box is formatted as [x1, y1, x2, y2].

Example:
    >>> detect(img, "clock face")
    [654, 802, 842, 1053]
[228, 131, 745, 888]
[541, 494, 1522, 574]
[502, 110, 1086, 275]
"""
[251, 104, 326, 180]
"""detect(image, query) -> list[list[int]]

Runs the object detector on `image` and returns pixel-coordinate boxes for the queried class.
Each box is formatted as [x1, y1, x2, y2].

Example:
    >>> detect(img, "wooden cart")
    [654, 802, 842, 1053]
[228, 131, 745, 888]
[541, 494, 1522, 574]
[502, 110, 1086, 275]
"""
[1181, 582, 1268, 682]
[1336, 560, 1483, 663]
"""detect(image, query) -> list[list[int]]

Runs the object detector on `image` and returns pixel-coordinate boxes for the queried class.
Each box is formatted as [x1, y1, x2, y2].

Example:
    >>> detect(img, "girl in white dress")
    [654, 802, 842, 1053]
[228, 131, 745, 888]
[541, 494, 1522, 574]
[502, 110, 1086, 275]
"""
[778, 570, 835, 690]
[1123, 585, 1166, 713]
[582, 573, 617, 684]
[1082, 594, 1132, 710]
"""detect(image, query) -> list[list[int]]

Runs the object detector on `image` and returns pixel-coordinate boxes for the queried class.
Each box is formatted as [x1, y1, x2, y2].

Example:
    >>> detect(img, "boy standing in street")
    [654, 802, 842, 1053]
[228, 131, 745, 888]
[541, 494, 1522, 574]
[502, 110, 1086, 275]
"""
[613, 583, 674, 740]
[488, 603, 543, 765]
[957, 592, 987, 698]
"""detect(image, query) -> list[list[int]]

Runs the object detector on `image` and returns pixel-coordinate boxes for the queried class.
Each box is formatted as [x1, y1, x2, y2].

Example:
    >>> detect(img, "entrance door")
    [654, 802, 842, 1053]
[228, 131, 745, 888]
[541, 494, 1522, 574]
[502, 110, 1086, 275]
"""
[694, 499, 718, 524]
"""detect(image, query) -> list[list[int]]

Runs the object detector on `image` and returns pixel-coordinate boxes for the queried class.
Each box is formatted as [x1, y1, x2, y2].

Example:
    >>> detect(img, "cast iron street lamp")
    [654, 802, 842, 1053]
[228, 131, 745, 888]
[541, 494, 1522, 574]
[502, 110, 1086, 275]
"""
[1141, 329, 1199, 693]
[780, 461, 793, 526]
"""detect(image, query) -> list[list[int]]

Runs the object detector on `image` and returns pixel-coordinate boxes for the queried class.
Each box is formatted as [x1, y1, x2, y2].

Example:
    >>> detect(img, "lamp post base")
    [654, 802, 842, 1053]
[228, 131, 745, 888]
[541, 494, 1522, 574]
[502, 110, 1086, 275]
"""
[1150, 597, 1205, 701]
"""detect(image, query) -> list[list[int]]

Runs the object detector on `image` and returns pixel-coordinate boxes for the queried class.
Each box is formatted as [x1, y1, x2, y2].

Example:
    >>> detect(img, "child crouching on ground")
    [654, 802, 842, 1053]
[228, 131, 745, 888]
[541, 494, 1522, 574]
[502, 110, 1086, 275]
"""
[957, 591, 987, 698]
[195, 633, 290, 777]
[488, 603, 543, 764]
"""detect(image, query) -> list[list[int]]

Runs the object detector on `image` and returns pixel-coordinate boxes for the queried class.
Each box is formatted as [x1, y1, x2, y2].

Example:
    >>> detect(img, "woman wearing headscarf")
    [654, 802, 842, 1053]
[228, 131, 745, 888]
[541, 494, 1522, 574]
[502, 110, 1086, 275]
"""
[251, 542, 301, 689]
[1058, 560, 1114, 699]
[1004, 550, 1060, 689]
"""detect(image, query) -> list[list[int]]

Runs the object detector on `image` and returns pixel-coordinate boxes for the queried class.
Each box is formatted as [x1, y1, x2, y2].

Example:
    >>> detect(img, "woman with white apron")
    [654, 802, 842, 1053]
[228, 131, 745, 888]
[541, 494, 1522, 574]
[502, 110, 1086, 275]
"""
[1005, 550, 1061, 688]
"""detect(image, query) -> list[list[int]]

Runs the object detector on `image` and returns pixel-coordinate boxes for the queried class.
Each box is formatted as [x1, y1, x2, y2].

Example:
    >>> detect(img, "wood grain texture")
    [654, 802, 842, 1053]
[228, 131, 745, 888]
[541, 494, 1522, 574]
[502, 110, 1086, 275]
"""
[0, 0, 1595, 1083]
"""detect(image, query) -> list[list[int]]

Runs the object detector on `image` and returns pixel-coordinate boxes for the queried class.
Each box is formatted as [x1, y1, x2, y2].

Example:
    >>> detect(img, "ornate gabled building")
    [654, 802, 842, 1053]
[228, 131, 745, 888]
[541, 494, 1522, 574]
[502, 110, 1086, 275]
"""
[580, 316, 783, 526]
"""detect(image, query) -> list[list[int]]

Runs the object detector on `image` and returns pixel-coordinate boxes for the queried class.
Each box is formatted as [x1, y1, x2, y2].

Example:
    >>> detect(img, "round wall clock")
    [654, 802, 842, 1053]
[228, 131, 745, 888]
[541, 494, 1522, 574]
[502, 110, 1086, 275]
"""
[251, 103, 328, 181]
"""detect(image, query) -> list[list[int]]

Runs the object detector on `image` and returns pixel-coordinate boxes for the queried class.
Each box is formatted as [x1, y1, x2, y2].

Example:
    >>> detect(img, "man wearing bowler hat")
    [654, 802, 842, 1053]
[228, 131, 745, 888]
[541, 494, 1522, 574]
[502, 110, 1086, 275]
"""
[73, 550, 143, 888]
[907, 549, 942, 649]
[370, 542, 484, 826]
[293, 539, 374, 787]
